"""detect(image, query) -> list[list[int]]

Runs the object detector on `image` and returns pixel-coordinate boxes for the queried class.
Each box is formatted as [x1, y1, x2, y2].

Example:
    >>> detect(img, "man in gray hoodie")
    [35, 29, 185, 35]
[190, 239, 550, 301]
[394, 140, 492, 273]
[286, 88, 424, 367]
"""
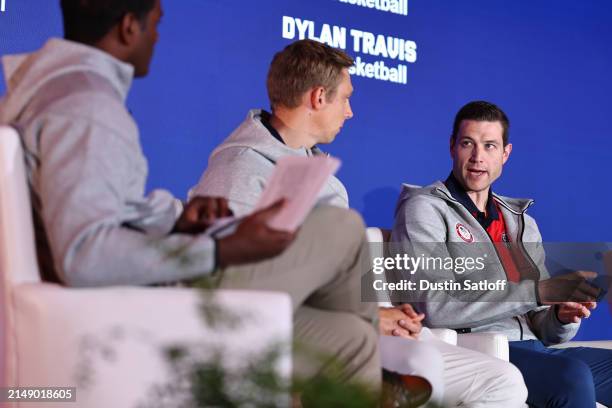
[191, 39, 530, 407]
[391, 100, 612, 407]
[0, 0, 383, 393]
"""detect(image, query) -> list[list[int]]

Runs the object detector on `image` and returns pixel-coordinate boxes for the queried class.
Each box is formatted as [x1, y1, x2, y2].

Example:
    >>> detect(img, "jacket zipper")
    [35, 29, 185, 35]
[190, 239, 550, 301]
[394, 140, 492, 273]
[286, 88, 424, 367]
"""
[515, 206, 542, 341]
[434, 187, 537, 340]
[434, 187, 509, 277]
[514, 316, 524, 340]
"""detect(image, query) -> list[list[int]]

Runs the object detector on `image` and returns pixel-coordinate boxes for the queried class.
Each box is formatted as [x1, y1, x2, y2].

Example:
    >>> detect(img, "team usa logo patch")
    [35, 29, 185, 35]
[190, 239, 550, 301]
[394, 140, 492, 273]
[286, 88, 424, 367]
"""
[455, 223, 474, 243]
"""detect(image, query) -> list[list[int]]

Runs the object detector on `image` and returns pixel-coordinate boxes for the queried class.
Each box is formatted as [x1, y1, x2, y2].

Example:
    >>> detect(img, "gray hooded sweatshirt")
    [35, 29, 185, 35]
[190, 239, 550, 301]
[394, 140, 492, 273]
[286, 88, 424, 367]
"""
[0, 38, 215, 287]
[190, 109, 349, 216]
[391, 182, 579, 344]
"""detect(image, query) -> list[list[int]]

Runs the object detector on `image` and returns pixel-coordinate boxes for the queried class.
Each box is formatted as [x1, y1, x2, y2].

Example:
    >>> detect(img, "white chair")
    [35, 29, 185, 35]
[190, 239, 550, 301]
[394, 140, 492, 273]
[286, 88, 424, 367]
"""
[0, 126, 292, 407]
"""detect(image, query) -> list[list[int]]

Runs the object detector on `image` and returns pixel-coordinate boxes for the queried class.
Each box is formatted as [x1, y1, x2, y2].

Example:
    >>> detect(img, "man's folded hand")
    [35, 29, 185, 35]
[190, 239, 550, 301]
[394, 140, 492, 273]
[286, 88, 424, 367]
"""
[379, 305, 425, 340]
[556, 301, 597, 324]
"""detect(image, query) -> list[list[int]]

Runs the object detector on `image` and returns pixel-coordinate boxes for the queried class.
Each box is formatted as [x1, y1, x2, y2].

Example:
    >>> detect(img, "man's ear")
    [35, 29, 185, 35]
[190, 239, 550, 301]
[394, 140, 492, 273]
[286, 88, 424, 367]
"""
[449, 135, 456, 159]
[310, 86, 325, 110]
[118, 12, 143, 46]
[502, 143, 513, 164]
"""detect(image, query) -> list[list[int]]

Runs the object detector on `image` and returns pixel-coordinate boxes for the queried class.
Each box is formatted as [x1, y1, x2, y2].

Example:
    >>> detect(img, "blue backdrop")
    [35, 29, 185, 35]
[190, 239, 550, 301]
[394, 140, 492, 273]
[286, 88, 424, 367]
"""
[1, 0, 610, 340]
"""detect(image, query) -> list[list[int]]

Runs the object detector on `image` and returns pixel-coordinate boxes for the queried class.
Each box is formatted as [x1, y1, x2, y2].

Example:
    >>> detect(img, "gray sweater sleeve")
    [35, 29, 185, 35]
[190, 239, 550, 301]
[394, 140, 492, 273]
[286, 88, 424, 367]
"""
[520, 218, 580, 344]
[35, 114, 215, 287]
[189, 147, 267, 217]
[391, 195, 539, 329]
[525, 306, 580, 345]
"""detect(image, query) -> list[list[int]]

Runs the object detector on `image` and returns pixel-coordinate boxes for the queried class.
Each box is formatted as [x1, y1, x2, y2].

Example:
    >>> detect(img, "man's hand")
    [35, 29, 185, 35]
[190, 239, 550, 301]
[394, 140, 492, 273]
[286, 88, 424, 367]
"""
[538, 271, 601, 304]
[556, 302, 597, 324]
[173, 196, 232, 234]
[216, 200, 295, 267]
[378, 305, 425, 340]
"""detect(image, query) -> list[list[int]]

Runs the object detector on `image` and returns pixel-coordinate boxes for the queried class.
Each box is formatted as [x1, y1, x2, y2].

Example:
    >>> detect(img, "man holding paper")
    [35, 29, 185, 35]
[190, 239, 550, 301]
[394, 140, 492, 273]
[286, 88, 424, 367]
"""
[0, 0, 382, 395]
[191, 39, 528, 407]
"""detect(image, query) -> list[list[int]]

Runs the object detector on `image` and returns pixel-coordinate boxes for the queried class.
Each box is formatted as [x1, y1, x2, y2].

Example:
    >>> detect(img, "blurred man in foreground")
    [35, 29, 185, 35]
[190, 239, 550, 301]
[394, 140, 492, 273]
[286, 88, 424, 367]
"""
[0, 0, 383, 398]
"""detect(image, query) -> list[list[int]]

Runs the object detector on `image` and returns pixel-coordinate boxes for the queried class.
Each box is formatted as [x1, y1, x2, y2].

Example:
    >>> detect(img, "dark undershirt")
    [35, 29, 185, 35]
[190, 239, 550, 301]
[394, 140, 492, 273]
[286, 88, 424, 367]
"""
[444, 172, 499, 230]
[260, 110, 286, 145]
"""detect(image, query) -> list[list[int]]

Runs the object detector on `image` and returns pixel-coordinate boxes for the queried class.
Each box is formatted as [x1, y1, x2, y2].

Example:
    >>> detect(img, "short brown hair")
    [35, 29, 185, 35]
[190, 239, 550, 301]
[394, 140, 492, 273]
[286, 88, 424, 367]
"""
[451, 101, 510, 146]
[267, 39, 354, 109]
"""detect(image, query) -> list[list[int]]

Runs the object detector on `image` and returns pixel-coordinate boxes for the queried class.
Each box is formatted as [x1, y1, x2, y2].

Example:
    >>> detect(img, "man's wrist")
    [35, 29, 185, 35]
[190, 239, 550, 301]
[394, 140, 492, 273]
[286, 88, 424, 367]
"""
[553, 304, 576, 326]
[535, 281, 543, 306]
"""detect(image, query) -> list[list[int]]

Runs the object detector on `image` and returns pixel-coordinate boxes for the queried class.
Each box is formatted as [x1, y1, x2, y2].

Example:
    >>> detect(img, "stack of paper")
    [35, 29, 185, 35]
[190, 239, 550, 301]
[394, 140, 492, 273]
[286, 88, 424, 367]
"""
[206, 155, 341, 237]
[255, 155, 341, 231]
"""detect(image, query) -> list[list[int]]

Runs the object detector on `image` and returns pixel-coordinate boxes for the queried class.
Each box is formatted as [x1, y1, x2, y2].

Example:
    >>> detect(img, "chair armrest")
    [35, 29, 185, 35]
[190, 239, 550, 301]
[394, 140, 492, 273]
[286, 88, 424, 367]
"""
[552, 340, 612, 350]
[8, 283, 291, 408]
[429, 328, 458, 345]
[366, 227, 384, 244]
[456, 332, 510, 361]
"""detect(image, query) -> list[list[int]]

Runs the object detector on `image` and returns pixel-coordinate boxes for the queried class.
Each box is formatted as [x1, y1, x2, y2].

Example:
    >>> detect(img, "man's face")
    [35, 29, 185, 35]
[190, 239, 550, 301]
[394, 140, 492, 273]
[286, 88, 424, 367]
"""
[316, 68, 354, 144]
[450, 119, 512, 194]
[130, 0, 162, 77]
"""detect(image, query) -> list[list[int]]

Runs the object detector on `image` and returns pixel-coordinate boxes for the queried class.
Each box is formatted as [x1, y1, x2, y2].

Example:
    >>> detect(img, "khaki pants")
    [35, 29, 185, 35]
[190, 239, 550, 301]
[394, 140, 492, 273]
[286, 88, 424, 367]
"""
[218, 206, 380, 389]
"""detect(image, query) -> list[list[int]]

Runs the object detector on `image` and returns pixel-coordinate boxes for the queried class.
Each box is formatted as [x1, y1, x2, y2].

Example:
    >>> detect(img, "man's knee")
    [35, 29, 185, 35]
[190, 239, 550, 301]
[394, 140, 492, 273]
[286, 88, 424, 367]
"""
[547, 358, 595, 405]
[338, 314, 381, 387]
[559, 357, 593, 386]
[384, 339, 444, 398]
[308, 206, 366, 237]
[341, 314, 379, 359]
[477, 358, 527, 407]
[337, 207, 366, 233]
[498, 362, 528, 404]
[380, 337, 443, 379]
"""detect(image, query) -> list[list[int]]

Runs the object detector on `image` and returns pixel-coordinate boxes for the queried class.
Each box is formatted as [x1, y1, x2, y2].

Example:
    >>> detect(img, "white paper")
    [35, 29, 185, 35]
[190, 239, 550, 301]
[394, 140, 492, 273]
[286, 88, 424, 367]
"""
[206, 155, 341, 237]
[254, 155, 341, 231]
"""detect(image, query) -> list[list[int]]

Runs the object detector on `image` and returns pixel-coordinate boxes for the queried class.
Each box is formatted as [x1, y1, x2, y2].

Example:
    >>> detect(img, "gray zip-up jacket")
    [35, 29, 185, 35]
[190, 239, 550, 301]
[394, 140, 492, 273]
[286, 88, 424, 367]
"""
[0, 38, 215, 286]
[391, 182, 579, 344]
[189, 109, 348, 216]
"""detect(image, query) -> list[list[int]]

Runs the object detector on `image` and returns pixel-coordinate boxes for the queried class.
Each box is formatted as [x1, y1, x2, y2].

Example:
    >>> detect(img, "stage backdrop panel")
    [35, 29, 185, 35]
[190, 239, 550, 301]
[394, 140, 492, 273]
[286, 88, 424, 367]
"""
[1, 0, 611, 340]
